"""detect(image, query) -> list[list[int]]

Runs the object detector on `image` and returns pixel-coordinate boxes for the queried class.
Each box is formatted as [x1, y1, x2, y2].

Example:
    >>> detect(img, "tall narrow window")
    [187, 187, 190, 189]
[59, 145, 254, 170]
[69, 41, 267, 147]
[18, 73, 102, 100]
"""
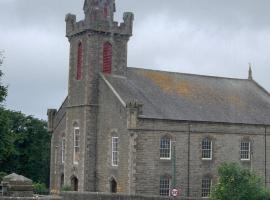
[76, 42, 83, 80]
[240, 141, 250, 160]
[61, 137, 66, 163]
[103, 3, 109, 17]
[160, 176, 171, 196]
[160, 137, 171, 159]
[202, 177, 212, 197]
[73, 127, 80, 164]
[103, 42, 112, 74]
[112, 137, 118, 166]
[202, 138, 212, 160]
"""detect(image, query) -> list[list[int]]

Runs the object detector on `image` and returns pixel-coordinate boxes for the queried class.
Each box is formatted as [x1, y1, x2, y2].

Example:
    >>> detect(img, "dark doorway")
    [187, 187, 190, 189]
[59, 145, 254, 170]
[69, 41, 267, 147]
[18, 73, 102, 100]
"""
[110, 178, 117, 193]
[71, 176, 79, 191]
[60, 174, 64, 188]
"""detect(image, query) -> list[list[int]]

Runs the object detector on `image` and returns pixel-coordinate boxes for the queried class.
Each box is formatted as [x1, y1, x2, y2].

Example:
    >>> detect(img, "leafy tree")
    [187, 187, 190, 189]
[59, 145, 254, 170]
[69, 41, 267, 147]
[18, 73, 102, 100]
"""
[210, 163, 262, 200]
[0, 51, 7, 104]
[0, 110, 51, 185]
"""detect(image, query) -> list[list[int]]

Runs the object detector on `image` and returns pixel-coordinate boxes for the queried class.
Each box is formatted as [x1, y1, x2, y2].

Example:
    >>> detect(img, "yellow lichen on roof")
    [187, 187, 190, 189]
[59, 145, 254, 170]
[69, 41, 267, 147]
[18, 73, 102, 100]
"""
[139, 70, 192, 96]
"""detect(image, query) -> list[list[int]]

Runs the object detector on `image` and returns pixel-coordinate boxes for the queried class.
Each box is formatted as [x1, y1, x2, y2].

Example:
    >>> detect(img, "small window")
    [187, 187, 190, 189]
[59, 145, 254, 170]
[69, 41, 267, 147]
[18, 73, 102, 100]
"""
[240, 141, 250, 160]
[110, 178, 117, 193]
[202, 177, 212, 198]
[112, 137, 118, 166]
[73, 127, 80, 164]
[202, 138, 212, 160]
[160, 176, 171, 196]
[76, 42, 83, 80]
[160, 137, 171, 159]
[103, 42, 112, 74]
[61, 137, 66, 163]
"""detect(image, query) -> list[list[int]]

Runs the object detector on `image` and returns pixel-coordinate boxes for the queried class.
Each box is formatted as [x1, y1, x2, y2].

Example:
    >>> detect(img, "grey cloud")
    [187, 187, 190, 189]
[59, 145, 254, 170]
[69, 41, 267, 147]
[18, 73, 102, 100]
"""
[1, 0, 270, 119]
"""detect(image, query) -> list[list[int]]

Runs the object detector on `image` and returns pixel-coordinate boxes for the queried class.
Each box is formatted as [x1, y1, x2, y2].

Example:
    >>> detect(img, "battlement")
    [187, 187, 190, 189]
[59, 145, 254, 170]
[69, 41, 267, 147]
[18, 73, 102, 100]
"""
[65, 7, 134, 39]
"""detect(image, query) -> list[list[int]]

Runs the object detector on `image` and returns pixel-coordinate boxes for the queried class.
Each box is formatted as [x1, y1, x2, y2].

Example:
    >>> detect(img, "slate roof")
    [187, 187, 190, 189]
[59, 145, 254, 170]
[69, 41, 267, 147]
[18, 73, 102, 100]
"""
[103, 67, 270, 125]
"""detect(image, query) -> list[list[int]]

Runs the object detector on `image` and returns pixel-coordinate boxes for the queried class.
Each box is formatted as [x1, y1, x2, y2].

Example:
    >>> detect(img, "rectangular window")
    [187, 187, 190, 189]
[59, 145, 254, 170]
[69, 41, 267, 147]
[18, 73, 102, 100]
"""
[202, 138, 212, 160]
[160, 177, 171, 196]
[160, 138, 171, 159]
[73, 127, 80, 164]
[240, 141, 250, 160]
[112, 137, 118, 166]
[61, 137, 65, 163]
[202, 177, 212, 198]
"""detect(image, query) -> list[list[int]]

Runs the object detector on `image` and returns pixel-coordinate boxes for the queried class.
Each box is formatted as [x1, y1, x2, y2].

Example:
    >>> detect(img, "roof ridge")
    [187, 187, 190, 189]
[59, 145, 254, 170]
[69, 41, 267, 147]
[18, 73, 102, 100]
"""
[127, 67, 248, 81]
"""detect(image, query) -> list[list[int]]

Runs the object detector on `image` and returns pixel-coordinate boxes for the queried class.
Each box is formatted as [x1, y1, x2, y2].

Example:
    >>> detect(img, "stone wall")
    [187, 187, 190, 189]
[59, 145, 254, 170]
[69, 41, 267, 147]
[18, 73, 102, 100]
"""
[61, 192, 202, 200]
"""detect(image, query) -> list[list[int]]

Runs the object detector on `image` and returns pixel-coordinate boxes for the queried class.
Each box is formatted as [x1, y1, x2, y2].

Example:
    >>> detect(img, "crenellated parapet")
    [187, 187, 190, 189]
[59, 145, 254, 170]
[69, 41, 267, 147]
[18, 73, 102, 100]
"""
[65, 12, 134, 39]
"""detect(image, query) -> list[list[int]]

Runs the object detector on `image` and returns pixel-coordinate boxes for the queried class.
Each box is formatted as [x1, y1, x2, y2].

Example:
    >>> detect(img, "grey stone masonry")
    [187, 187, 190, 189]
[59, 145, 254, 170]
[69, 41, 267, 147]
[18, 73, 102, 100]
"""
[1, 173, 33, 197]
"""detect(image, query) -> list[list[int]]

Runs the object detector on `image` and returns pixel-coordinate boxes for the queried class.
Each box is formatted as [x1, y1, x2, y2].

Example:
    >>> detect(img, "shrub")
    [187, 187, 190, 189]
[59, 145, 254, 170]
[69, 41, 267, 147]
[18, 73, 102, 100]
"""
[61, 185, 72, 192]
[33, 182, 49, 195]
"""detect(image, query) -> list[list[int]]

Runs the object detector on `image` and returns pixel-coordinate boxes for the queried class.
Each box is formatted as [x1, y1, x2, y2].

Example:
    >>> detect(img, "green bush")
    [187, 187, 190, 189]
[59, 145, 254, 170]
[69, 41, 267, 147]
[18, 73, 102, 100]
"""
[256, 189, 270, 200]
[61, 185, 72, 192]
[0, 172, 7, 182]
[33, 182, 49, 195]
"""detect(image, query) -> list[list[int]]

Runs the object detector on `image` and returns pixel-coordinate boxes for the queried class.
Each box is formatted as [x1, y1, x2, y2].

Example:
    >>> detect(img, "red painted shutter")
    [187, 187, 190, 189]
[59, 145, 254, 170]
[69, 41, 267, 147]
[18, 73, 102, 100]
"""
[103, 42, 112, 74]
[77, 42, 83, 80]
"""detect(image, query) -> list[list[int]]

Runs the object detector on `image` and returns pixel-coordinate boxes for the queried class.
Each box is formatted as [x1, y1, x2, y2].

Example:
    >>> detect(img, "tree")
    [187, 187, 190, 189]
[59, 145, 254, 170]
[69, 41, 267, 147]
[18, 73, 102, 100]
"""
[0, 51, 7, 104]
[210, 163, 262, 200]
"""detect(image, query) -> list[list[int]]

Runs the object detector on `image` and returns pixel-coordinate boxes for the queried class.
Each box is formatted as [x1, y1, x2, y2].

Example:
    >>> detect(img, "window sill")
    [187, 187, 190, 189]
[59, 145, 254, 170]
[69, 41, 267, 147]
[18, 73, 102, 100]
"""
[240, 159, 250, 162]
[202, 158, 212, 161]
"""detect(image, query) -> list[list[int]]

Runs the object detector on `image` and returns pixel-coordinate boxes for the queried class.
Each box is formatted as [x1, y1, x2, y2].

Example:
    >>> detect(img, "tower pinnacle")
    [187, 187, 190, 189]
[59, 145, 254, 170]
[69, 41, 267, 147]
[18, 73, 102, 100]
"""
[83, 0, 116, 23]
[248, 63, 253, 80]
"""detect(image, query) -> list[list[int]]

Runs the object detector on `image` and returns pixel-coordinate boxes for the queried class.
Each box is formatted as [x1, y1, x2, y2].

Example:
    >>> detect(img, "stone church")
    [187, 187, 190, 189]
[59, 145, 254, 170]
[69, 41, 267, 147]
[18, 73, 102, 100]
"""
[47, 0, 270, 198]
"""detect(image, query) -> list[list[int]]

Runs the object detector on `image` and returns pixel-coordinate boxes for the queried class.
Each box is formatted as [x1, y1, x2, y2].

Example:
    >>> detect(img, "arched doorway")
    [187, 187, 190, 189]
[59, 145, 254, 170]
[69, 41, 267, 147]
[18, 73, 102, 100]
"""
[71, 176, 79, 191]
[60, 174, 64, 188]
[110, 178, 117, 193]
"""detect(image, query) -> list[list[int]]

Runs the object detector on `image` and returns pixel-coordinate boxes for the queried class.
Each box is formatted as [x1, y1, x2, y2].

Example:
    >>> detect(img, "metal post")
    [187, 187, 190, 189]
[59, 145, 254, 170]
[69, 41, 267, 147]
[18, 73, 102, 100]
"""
[172, 141, 176, 189]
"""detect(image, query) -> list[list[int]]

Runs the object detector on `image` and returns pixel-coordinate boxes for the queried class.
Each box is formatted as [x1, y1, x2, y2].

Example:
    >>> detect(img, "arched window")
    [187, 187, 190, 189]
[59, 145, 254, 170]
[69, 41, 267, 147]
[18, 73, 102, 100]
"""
[160, 136, 171, 159]
[159, 175, 171, 196]
[76, 42, 83, 80]
[201, 176, 212, 197]
[73, 127, 80, 164]
[71, 176, 79, 191]
[110, 178, 117, 193]
[202, 138, 212, 160]
[61, 136, 65, 163]
[111, 137, 119, 166]
[103, 3, 109, 17]
[240, 139, 251, 160]
[103, 42, 112, 74]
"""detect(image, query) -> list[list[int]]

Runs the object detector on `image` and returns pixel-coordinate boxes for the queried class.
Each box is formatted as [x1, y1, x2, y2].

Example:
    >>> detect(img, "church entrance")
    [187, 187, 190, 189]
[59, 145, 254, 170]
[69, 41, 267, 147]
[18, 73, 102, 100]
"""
[71, 176, 78, 191]
[110, 178, 117, 193]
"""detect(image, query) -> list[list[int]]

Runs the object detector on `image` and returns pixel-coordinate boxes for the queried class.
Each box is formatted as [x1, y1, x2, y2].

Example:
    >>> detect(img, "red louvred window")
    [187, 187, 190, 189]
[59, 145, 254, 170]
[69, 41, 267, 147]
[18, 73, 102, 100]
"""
[104, 4, 108, 17]
[103, 42, 112, 74]
[76, 42, 83, 80]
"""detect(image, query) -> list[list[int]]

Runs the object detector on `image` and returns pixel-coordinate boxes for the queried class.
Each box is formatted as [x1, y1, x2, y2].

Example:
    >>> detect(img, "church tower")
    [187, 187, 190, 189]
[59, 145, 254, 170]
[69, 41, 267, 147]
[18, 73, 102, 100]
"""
[64, 0, 133, 191]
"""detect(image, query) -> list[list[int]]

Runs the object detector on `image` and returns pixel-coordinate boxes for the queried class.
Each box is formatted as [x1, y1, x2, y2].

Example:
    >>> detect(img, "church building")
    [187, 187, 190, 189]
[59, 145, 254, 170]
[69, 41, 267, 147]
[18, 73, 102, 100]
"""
[47, 0, 270, 198]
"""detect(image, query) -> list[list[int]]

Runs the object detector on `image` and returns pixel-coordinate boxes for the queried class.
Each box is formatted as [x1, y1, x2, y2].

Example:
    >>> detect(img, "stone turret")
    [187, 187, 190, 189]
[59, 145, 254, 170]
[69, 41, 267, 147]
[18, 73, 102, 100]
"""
[62, 0, 134, 192]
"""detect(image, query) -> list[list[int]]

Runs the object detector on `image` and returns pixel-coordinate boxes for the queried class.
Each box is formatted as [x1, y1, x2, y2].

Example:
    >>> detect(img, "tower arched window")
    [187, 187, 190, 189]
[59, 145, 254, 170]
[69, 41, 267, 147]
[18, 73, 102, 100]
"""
[103, 42, 112, 74]
[76, 42, 83, 80]
[73, 127, 80, 164]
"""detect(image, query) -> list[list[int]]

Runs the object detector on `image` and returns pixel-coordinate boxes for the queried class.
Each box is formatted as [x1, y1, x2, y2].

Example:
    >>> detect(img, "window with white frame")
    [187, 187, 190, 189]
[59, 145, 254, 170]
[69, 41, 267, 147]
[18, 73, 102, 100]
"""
[202, 177, 212, 198]
[73, 127, 80, 164]
[160, 137, 171, 159]
[112, 137, 119, 166]
[160, 176, 171, 196]
[202, 138, 212, 160]
[240, 140, 250, 160]
[61, 137, 65, 163]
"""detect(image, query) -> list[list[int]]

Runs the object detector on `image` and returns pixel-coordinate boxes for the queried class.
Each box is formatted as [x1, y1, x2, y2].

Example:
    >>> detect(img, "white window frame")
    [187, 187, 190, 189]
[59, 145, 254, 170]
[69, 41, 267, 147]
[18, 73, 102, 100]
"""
[201, 177, 212, 198]
[240, 141, 251, 161]
[160, 137, 171, 160]
[112, 137, 119, 167]
[202, 138, 212, 160]
[73, 127, 80, 165]
[159, 176, 171, 196]
[61, 137, 65, 164]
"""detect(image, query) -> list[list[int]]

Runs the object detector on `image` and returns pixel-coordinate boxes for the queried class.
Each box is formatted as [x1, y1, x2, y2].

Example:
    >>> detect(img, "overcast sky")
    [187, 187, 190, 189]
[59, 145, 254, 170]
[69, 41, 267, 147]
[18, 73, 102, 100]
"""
[1, 0, 270, 120]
